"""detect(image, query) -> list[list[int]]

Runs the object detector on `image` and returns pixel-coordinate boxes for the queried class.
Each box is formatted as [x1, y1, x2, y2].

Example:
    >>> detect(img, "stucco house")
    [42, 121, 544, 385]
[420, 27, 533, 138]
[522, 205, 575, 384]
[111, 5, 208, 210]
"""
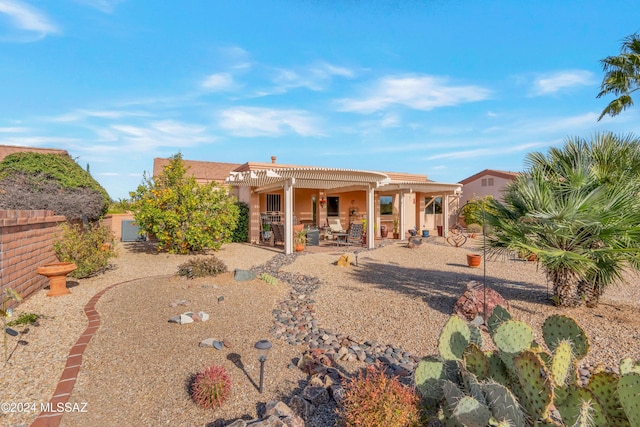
[458, 169, 519, 206]
[0, 144, 69, 162]
[154, 156, 463, 254]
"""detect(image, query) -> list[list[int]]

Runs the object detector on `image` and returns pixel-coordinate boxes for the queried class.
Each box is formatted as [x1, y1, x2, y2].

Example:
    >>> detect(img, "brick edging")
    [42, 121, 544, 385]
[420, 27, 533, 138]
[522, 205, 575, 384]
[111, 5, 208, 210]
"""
[29, 277, 154, 427]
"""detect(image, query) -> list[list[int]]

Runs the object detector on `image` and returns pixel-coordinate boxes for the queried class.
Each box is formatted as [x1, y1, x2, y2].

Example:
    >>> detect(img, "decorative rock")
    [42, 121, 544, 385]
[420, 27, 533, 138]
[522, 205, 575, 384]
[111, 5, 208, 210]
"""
[218, 295, 224, 303]
[301, 386, 330, 406]
[281, 415, 305, 427]
[452, 280, 510, 321]
[234, 269, 256, 281]
[198, 311, 210, 322]
[336, 254, 352, 267]
[213, 340, 224, 350]
[265, 401, 295, 418]
[169, 299, 189, 307]
[407, 237, 423, 249]
[168, 313, 194, 324]
[248, 415, 286, 427]
[329, 384, 345, 405]
[199, 338, 217, 348]
[288, 395, 316, 420]
[226, 420, 247, 427]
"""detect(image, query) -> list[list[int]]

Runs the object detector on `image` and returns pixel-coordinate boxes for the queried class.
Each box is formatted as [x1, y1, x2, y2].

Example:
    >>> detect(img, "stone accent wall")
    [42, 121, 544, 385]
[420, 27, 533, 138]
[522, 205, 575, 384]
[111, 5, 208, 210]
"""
[0, 210, 66, 307]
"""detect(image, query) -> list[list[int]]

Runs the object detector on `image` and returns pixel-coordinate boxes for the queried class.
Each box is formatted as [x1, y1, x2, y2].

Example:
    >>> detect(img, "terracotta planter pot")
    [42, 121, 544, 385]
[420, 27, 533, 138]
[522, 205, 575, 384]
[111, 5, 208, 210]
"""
[37, 262, 78, 296]
[295, 244, 305, 252]
[393, 232, 400, 239]
[467, 254, 482, 268]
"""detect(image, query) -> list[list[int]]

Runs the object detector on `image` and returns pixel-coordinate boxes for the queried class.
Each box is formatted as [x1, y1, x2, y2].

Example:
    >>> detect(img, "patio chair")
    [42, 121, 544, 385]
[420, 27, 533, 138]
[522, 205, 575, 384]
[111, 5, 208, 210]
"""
[271, 223, 285, 246]
[327, 217, 346, 233]
[346, 222, 364, 246]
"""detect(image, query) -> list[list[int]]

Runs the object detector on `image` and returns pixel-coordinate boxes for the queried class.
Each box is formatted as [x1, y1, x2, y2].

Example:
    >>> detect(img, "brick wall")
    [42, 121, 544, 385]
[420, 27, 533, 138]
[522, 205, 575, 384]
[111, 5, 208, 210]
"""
[0, 210, 66, 307]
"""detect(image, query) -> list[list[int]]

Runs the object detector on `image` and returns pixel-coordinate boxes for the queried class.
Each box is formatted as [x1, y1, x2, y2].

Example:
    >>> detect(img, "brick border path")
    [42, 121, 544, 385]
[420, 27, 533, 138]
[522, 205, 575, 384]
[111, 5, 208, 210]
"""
[29, 278, 141, 427]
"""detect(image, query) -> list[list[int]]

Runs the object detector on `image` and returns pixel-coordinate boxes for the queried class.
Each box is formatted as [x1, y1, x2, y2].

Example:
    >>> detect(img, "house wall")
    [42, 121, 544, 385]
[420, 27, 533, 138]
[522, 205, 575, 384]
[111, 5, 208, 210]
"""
[101, 213, 135, 241]
[461, 174, 513, 205]
[0, 210, 66, 307]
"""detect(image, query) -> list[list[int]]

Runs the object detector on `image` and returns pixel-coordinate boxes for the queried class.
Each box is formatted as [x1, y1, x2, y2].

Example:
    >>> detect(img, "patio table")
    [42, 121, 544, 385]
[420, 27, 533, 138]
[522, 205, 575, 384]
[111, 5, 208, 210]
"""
[334, 232, 349, 247]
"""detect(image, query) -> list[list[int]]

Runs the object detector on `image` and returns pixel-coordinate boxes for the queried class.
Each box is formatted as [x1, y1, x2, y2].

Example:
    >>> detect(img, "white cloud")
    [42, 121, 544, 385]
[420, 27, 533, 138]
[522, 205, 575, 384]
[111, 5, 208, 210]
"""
[219, 107, 323, 137]
[105, 120, 213, 151]
[262, 61, 355, 95]
[530, 70, 595, 96]
[337, 75, 491, 113]
[427, 148, 492, 161]
[201, 73, 236, 91]
[50, 109, 150, 122]
[0, 126, 28, 132]
[72, 0, 124, 13]
[0, 0, 59, 39]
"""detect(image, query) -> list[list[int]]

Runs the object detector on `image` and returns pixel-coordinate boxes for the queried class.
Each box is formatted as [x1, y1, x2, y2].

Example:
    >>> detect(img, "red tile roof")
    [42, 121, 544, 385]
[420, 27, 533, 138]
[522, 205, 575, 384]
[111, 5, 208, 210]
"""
[0, 145, 69, 162]
[153, 158, 242, 184]
[459, 169, 520, 185]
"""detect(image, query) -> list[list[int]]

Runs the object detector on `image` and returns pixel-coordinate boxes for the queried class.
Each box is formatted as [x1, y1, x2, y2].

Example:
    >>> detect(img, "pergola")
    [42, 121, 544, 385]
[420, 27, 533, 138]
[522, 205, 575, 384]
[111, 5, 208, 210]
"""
[227, 167, 462, 254]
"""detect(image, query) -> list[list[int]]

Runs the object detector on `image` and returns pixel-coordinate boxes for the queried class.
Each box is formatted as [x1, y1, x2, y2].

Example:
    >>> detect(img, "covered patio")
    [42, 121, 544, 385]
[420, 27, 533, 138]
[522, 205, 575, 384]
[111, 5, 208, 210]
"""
[227, 165, 462, 254]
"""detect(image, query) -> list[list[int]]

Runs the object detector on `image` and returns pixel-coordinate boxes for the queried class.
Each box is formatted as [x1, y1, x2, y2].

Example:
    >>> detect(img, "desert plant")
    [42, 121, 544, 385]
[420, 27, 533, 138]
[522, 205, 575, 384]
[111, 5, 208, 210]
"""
[339, 364, 423, 427]
[259, 273, 278, 285]
[130, 153, 239, 254]
[466, 223, 483, 234]
[393, 215, 399, 233]
[415, 306, 640, 426]
[190, 365, 232, 409]
[231, 201, 249, 243]
[598, 32, 640, 120]
[53, 222, 117, 278]
[294, 228, 307, 245]
[7, 312, 39, 327]
[177, 256, 228, 279]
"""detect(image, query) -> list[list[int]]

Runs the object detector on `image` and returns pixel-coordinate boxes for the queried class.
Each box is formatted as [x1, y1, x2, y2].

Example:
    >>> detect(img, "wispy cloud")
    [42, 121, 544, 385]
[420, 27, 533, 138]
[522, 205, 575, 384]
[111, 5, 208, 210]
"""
[50, 109, 151, 122]
[218, 106, 323, 137]
[72, 0, 125, 13]
[0, 126, 28, 133]
[529, 70, 595, 96]
[201, 73, 237, 91]
[255, 61, 355, 96]
[105, 120, 212, 151]
[337, 75, 491, 113]
[0, 0, 59, 40]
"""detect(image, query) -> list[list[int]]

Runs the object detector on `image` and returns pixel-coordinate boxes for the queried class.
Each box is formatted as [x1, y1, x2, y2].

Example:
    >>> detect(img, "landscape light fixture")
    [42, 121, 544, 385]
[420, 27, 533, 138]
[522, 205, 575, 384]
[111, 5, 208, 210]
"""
[254, 339, 272, 393]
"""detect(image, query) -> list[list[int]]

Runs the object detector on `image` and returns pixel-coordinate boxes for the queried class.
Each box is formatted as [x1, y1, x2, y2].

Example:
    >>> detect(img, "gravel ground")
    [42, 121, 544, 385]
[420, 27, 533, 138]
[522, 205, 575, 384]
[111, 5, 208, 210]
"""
[1, 239, 639, 427]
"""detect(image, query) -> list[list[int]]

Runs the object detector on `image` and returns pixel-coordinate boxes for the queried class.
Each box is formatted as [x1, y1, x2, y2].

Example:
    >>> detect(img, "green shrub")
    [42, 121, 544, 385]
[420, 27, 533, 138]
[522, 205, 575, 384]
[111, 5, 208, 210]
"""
[177, 256, 228, 279]
[466, 223, 483, 234]
[53, 222, 117, 278]
[7, 312, 40, 326]
[190, 365, 231, 409]
[231, 201, 249, 242]
[339, 364, 423, 427]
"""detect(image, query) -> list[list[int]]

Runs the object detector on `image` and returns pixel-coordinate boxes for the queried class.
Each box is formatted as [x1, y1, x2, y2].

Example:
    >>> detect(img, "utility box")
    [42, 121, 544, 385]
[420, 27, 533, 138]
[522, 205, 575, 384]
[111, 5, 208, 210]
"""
[121, 220, 141, 242]
[306, 228, 319, 246]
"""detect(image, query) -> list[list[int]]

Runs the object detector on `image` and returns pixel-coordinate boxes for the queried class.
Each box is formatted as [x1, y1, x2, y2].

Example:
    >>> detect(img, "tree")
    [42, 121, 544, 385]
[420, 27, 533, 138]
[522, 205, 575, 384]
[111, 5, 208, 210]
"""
[130, 153, 239, 254]
[485, 132, 640, 307]
[460, 196, 494, 227]
[0, 152, 110, 221]
[597, 33, 640, 120]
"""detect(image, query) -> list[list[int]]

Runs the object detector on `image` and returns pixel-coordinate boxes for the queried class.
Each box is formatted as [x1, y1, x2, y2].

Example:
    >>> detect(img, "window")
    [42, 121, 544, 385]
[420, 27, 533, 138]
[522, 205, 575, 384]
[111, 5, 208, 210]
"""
[424, 197, 442, 214]
[327, 196, 340, 217]
[266, 194, 281, 212]
[481, 178, 487, 187]
[488, 178, 494, 186]
[379, 196, 393, 215]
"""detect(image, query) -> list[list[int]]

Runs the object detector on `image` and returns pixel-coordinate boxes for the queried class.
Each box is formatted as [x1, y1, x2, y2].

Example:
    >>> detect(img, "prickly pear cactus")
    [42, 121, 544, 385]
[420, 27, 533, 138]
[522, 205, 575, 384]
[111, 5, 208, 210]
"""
[542, 314, 589, 360]
[463, 343, 489, 380]
[487, 304, 512, 336]
[415, 356, 457, 401]
[512, 350, 553, 422]
[619, 357, 640, 375]
[587, 371, 629, 426]
[555, 386, 607, 427]
[549, 340, 574, 387]
[618, 372, 640, 427]
[469, 324, 483, 347]
[451, 396, 492, 427]
[438, 315, 471, 361]
[492, 320, 534, 372]
[480, 381, 526, 427]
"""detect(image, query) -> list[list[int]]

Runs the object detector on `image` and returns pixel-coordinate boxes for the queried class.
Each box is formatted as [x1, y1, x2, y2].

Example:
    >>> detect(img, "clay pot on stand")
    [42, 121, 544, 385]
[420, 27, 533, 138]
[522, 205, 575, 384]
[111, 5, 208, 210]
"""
[466, 254, 482, 268]
[37, 262, 78, 296]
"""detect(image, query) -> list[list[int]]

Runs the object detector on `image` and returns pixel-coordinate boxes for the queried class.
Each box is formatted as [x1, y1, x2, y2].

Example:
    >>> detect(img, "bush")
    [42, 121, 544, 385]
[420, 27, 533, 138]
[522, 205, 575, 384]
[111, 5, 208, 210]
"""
[191, 365, 231, 409]
[130, 153, 239, 254]
[231, 201, 249, 242]
[339, 364, 423, 427]
[7, 312, 40, 327]
[177, 256, 228, 279]
[53, 222, 117, 278]
[466, 223, 483, 234]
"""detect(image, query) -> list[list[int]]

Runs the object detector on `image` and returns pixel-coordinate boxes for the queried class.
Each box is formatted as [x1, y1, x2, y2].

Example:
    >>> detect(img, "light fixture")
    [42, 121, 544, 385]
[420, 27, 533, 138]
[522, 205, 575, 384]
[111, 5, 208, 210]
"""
[255, 339, 272, 393]
[319, 197, 327, 209]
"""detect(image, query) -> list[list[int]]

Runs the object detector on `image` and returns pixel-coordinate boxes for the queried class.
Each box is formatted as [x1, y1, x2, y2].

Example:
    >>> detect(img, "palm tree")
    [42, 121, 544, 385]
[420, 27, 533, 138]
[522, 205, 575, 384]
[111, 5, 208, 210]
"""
[598, 33, 640, 120]
[485, 132, 640, 307]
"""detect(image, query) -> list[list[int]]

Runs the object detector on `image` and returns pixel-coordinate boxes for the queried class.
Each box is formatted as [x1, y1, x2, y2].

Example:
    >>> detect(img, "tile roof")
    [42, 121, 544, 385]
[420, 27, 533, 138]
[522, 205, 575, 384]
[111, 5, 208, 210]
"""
[153, 158, 242, 183]
[459, 169, 520, 184]
[0, 145, 69, 162]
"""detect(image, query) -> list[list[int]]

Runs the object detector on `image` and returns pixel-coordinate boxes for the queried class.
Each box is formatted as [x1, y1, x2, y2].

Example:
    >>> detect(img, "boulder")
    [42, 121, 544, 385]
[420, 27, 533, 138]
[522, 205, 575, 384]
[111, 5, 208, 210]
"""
[234, 269, 256, 281]
[336, 254, 352, 267]
[407, 237, 423, 249]
[452, 280, 510, 321]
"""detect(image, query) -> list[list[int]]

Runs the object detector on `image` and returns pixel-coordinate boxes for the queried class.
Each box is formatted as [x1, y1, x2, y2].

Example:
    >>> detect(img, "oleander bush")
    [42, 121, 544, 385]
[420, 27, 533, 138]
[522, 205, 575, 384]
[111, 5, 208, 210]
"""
[231, 201, 249, 243]
[191, 365, 232, 409]
[53, 222, 117, 278]
[177, 256, 228, 279]
[339, 364, 423, 427]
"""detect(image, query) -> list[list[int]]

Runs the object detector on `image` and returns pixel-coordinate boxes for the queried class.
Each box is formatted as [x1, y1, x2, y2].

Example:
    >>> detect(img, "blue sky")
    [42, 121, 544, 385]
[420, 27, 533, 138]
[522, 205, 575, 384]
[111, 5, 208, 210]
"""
[1, 0, 639, 200]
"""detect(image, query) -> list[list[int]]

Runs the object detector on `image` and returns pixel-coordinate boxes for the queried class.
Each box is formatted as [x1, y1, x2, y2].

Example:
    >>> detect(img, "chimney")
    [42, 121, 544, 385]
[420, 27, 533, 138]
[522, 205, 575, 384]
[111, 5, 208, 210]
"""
[271, 156, 276, 164]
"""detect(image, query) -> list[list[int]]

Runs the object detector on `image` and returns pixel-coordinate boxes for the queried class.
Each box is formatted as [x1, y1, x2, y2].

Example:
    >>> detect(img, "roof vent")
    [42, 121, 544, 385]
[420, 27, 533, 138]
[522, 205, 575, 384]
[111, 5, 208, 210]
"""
[271, 156, 276, 164]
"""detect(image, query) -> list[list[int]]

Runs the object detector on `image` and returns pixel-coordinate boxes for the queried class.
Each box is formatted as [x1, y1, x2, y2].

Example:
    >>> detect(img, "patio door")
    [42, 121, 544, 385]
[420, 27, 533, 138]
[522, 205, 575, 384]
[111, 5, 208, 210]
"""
[423, 196, 442, 229]
[327, 196, 340, 217]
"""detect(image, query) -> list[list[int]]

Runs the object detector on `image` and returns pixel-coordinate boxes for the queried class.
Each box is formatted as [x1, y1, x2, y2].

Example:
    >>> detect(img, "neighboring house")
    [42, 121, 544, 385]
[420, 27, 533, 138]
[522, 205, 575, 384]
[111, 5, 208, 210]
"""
[0, 144, 69, 162]
[154, 156, 463, 254]
[458, 169, 519, 206]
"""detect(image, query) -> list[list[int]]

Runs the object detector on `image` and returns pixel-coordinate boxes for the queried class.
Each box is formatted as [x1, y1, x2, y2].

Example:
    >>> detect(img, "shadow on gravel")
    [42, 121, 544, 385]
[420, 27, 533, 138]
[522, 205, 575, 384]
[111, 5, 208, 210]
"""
[348, 257, 551, 316]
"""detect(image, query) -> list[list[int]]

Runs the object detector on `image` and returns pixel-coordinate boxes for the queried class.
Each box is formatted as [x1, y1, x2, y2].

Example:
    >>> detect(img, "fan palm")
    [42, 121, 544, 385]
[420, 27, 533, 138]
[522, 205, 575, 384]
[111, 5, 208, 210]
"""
[598, 33, 640, 120]
[485, 132, 640, 307]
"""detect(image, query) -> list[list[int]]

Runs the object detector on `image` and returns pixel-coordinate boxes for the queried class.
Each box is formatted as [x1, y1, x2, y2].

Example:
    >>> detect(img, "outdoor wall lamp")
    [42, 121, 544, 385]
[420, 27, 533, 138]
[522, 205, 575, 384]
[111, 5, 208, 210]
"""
[319, 197, 327, 208]
[255, 339, 272, 393]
